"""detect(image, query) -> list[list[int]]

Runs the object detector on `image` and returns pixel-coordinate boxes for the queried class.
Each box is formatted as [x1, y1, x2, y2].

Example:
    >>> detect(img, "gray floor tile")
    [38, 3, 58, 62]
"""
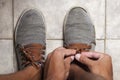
[106, 0, 120, 39]
[95, 40, 104, 52]
[46, 40, 63, 55]
[0, 40, 16, 74]
[0, 0, 13, 38]
[77, 0, 105, 39]
[106, 40, 120, 80]
[14, 0, 105, 39]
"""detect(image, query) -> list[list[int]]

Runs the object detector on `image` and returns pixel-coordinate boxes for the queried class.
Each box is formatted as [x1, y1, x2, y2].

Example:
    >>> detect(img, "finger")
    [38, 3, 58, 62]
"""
[64, 56, 74, 77]
[75, 54, 94, 67]
[47, 53, 52, 59]
[81, 52, 103, 59]
[54, 47, 66, 51]
[64, 56, 74, 64]
[53, 47, 76, 56]
[51, 47, 76, 61]
[44, 53, 52, 69]
[62, 49, 76, 57]
[64, 56, 74, 71]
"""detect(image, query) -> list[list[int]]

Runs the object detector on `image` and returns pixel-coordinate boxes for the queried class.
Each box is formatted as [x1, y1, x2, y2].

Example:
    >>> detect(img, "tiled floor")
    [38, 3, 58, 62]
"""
[0, 0, 119, 79]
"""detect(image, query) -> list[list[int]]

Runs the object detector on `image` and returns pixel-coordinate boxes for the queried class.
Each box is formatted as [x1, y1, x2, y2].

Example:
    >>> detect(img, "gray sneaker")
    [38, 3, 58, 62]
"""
[63, 7, 96, 52]
[63, 7, 96, 72]
[14, 9, 46, 70]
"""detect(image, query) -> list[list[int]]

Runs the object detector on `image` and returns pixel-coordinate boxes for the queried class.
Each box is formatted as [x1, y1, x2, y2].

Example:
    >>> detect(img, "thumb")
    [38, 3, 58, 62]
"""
[64, 56, 74, 70]
[64, 56, 74, 78]
[75, 54, 94, 67]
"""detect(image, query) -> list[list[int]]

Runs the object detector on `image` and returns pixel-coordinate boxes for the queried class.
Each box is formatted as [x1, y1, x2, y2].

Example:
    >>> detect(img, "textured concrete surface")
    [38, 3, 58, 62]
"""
[107, 0, 120, 39]
[0, 0, 13, 38]
[0, 0, 120, 80]
[0, 40, 15, 74]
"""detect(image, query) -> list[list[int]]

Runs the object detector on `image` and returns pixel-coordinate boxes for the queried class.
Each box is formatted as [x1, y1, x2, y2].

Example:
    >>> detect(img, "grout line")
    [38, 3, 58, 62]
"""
[0, 38, 13, 40]
[0, 38, 120, 40]
[105, 39, 120, 40]
[12, 0, 17, 72]
[96, 39, 105, 40]
[106, 38, 120, 40]
[48, 38, 120, 40]
[12, 0, 14, 34]
[47, 39, 63, 40]
[1, 38, 120, 40]
[47, 39, 106, 40]
[104, 0, 107, 53]
[11, 0, 14, 42]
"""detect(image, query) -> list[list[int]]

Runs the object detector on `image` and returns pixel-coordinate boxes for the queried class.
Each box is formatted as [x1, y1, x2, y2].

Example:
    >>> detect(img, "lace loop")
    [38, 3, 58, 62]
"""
[17, 44, 45, 69]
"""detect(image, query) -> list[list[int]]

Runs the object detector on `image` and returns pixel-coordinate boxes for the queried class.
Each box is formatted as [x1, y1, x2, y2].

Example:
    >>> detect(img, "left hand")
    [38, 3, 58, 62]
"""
[75, 52, 113, 80]
[44, 47, 76, 80]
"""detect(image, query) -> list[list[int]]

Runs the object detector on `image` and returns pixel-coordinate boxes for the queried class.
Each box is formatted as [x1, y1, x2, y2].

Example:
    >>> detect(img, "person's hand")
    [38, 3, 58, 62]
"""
[44, 47, 76, 80]
[75, 52, 113, 80]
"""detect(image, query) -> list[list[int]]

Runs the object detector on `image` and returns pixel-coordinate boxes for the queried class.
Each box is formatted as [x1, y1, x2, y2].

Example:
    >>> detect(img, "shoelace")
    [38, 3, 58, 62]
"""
[18, 44, 45, 69]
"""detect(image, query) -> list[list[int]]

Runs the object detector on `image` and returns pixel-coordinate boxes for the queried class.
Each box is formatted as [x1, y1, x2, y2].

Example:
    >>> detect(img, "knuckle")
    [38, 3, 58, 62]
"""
[105, 54, 111, 59]
[108, 54, 111, 58]
[54, 47, 64, 52]
[107, 55, 112, 61]
[53, 49, 60, 54]
[56, 47, 65, 50]
[80, 56, 85, 63]
[47, 53, 51, 58]
[53, 48, 59, 53]
[52, 49, 61, 56]
[103, 53, 112, 62]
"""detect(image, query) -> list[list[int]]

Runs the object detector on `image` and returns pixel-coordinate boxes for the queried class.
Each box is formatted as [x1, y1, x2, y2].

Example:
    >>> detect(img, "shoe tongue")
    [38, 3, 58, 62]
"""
[66, 43, 91, 52]
[21, 43, 45, 61]
[24, 43, 45, 49]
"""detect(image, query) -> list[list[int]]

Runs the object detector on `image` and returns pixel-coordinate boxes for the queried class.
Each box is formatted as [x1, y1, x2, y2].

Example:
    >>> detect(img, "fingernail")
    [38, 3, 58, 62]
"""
[71, 56, 74, 61]
[75, 54, 81, 61]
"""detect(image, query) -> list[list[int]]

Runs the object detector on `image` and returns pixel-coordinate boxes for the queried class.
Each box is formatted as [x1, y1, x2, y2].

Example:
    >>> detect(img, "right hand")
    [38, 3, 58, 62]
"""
[75, 52, 113, 80]
[44, 47, 76, 80]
